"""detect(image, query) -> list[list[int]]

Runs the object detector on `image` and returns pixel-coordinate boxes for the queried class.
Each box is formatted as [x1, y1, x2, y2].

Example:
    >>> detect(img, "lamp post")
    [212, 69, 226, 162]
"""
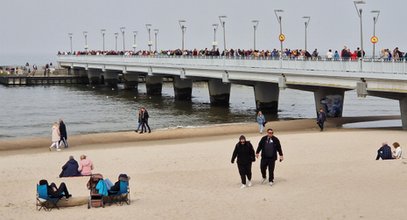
[354, 0, 366, 71]
[252, 20, 259, 50]
[302, 16, 310, 52]
[83, 31, 88, 52]
[154, 29, 159, 53]
[114, 32, 119, 51]
[371, 10, 380, 59]
[212, 24, 218, 50]
[178, 20, 186, 51]
[146, 24, 152, 52]
[100, 29, 106, 51]
[120, 27, 126, 51]
[219, 16, 227, 52]
[132, 31, 138, 53]
[274, 9, 284, 58]
[68, 33, 73, 54]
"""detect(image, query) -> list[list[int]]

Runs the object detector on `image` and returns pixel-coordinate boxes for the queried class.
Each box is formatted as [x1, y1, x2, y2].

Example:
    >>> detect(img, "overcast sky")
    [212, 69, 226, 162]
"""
[1, 0, 406, 65]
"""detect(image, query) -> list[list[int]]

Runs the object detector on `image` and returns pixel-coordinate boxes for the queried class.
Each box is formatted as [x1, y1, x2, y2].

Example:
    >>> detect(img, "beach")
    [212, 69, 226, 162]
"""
[0, 119, 406, 220]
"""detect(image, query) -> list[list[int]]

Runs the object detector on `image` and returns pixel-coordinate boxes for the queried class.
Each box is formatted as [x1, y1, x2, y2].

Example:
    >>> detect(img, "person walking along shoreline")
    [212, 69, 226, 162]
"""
[49, 122, 61, 151]
[231, 135, 256, 189]
[256, 111, 266, 134]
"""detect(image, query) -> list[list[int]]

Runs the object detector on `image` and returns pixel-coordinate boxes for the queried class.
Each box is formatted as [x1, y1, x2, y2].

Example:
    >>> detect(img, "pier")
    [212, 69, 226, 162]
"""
[0, 75, 88, 86]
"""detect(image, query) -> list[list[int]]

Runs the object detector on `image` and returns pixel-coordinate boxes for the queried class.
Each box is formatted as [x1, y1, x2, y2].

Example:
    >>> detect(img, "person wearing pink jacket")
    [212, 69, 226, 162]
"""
[78, 155, 94, 176]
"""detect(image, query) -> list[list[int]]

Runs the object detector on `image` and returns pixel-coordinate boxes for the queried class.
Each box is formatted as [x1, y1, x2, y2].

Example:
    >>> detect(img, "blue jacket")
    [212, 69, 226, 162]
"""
[59, 159, 80, 177]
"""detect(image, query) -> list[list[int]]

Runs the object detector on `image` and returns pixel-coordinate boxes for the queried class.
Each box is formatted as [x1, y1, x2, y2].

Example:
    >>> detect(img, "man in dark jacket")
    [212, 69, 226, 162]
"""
[59, 119, 68, 148]
[256, 128, 284, 186]
[139, 107, 151, 133]
[376, 143, 393, 160]
[317, 108, 327, 131]
[39, 179, 71, 199]
[59, 156, 80, 177]
[231, 135, 255, 188]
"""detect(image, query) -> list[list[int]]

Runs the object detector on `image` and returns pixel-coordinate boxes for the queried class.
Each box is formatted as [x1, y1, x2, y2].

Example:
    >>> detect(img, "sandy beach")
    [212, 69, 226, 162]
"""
[0, 119, 406, 220]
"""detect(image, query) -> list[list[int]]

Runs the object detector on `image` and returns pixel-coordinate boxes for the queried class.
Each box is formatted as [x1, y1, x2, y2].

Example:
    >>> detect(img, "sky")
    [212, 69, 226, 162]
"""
[1, 0, 406, 65]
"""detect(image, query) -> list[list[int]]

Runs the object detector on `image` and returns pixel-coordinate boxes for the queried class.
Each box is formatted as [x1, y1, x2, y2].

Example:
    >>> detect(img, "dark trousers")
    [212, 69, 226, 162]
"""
[49, 182, 70, 198]
[317, 121, 324, 131]
[260, 158, 276, 182]
[141, 121, 151, 133]
[59, 137, 68, 148]
[237, 163, 252, 184]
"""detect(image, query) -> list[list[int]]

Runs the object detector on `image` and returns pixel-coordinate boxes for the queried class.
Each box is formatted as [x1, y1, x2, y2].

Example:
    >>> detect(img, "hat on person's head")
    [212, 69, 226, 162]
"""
[239, 135, 246, 141]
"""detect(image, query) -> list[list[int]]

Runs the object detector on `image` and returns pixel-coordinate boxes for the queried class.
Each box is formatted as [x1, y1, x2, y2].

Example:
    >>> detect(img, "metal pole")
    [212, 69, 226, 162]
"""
[146, 24, 152, 52]
[219, 16, 227, 52]
[252, 20, 259, 51]
[212, 24, 218, 50]
[68, 33, 73, 54]
[304, 22, 307, 52]
[303, 16, 310, 52]
[120, 27, 125, 51]
[354, 1, 365, 71]
[83, 31, 88, 52]
[373, 17, 376, 59]
[133, 31, 137, 53]
[101, 29, 106, 51]
[182, 27, 185, 51]
[114, 33, 118, 51]
[279, 17, 283, 58]
[154, 29, 159, 52]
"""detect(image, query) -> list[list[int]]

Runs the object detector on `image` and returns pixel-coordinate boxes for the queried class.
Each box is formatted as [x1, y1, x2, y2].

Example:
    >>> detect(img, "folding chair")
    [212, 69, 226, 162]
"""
[107, 180, 130, 205]
[36, 184, 60, 211]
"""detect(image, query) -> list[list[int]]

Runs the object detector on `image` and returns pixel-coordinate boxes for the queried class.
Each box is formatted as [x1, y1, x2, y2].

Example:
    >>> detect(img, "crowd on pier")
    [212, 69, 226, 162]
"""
[58, 46, 407, 61]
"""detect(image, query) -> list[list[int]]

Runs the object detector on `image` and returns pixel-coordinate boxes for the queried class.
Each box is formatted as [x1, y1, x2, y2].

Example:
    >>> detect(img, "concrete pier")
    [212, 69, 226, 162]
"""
[314, 88, 345, 117]
[122, 73, 139, 90]
[146, 76, 163, 95]
[102, 70, 119, 88]
[208, 79, 230, 106]
[400, 97, 407, 130]
[254, 82, 279, 114]
[173, 76, 192, 100]
[87, 69, 102, 85]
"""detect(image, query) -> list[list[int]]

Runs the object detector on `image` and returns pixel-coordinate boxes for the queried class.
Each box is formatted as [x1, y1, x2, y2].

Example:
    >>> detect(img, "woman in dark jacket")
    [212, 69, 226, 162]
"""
[59, 156, 80, 177]
[231, 135, 256, 188]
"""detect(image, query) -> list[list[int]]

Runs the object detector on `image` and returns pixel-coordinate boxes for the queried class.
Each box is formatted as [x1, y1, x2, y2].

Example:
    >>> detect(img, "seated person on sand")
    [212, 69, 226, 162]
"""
[108, 174, 129, 195]
[39, 179, 71, 199]
[392, 142, 403, 159]
[78, 154, 94, 176]
[59, 156, 80, 178]
[376, 142, 393, 160]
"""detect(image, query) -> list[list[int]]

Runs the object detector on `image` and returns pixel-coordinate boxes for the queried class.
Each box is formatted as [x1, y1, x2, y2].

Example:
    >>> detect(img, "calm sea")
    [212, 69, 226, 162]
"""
[0, 83, 401, 139]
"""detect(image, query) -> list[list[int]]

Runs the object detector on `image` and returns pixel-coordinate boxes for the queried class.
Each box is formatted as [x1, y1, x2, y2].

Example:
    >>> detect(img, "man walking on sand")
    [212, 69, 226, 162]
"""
[256, 128, 283, 186]
[317, 108, 327, 131]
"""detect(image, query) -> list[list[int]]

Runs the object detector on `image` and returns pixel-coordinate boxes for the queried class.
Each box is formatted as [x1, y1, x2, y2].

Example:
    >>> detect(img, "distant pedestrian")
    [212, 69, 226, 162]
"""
[135, 108, 142, 132]
[139, 107, 151, 133]
[376, 142, 393, 160]
[392, 142, 403, 159]
[256, 111, 266, 134]
[231, 135, 256, 189]
[59, 119, 68, 148]
[256, 128, 284, 186]
[49, 122, 61, 151]
[316, 108, 327, 131]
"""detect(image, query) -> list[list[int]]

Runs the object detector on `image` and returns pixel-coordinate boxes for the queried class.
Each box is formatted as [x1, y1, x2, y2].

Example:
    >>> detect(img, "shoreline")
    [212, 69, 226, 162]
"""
[0, 115, 401, 153]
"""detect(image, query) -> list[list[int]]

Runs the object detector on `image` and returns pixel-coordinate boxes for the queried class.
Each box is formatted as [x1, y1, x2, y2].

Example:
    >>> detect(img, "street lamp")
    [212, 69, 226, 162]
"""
[212, 24, 219, 50]
[68, 33, 73, 54]
[274, 9, 284, 58]
[146, 24, 152, 52]
[100, 29, 106, 51]
[178, 20, 186, 51]
[132, 31, 138, 53]
[83, 31, 88, 52]
[154, 29, 159, 53]
[252, 20, 259, 50]
[371, 10, 380, 59]
[114, 32, 119, 51]
[354, 0, 365, 71]
[302, 16, 311, 52]
[120, 27, 126, 51]
[219, 15, 227, 52]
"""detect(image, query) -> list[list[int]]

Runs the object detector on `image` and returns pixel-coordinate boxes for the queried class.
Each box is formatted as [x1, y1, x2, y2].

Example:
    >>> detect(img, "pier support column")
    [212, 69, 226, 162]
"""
[146, 76, 162, 95]
[87, 69, 102, 85]
[102, 70, 119, 88]
[123, 73, 139, 90]
[314, 88, 345, 117]
[254, 82, 279, 114]
[173, 76, 192, 100]
[208, 79, 231, 106]
[400, 96, 407, 130]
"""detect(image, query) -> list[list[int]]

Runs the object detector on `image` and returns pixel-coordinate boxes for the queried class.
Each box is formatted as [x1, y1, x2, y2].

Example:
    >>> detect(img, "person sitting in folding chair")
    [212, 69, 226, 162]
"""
[108, 174, 129, 194]
[39, 179, 72, 199]
[107, 174, 130, 205]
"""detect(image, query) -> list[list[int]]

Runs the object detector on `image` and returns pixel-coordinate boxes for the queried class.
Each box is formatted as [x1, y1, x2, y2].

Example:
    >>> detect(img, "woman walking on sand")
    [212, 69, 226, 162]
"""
[49, 122, 61, 151]
[256, 111, 266, 134]
[231, 135, 256, 189]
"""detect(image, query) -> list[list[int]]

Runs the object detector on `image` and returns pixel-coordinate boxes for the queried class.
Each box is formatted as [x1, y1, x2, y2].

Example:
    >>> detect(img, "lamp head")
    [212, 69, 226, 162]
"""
[83, 31, 88, 36]
[154, 29, 159, 34]
[252, 20, 259, 27]
[145, 24, 152, 30]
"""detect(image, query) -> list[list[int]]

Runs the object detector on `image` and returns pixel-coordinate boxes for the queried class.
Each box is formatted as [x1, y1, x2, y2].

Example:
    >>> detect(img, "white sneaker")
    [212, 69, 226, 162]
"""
[261, 178, 267, 184]
[269, 181, 273, 186]
[56, 148, 61, 152]
[240, 184, 246, 189]
[247, 181, 252, 187]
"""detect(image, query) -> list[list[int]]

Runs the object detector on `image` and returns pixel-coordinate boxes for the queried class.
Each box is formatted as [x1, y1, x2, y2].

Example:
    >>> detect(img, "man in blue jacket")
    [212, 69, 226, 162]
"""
[59, 156, 80, 177]
[256, 128, 284, 186]
[376, 143, 393, 160]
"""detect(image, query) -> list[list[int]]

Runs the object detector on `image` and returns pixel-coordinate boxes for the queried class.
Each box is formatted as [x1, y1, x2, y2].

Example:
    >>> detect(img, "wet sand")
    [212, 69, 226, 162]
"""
[0, 118, 406, 219]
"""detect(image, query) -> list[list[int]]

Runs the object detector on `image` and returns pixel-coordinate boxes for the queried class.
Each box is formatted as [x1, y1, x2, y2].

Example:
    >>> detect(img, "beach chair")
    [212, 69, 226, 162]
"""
[87, 173, 105, 209]
[36, 184, 60, 211]
[107, 175, 130, 205]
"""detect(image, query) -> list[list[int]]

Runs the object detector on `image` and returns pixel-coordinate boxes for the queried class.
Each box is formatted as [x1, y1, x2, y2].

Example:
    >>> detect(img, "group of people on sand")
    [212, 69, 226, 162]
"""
[135, 107, 151, 134]
[59, 155, 94, 177]
[49, 119, 68, 151]
[376, 142, 403, 160]
[231, 128, 284, 189]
